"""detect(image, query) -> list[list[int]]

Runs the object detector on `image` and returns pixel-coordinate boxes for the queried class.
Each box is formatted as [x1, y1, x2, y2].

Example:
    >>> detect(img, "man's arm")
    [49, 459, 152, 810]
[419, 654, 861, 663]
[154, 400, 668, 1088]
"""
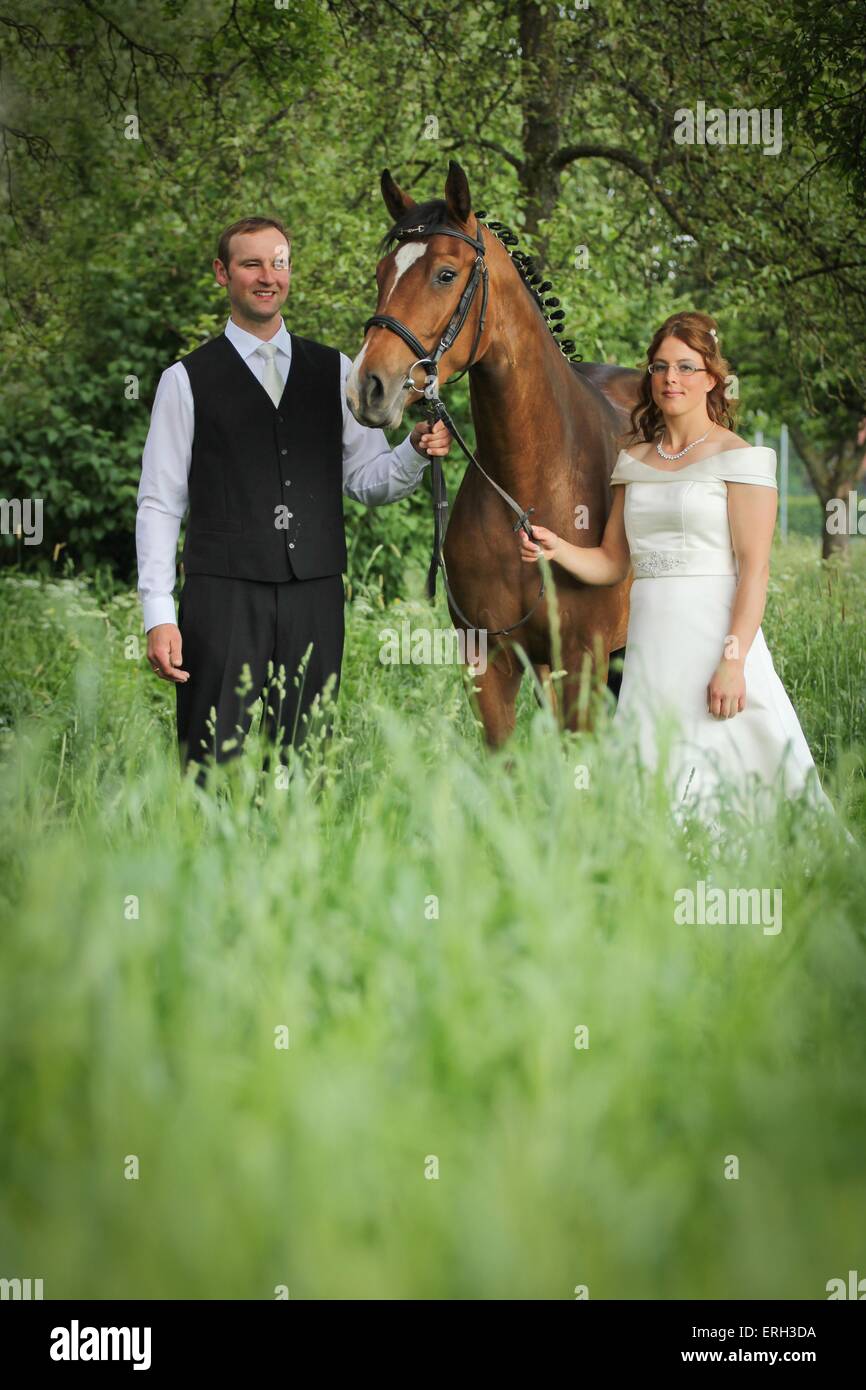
[136, 365, 192, 682]
[136, 364, 192, 633]
[338, 353, 449, 503]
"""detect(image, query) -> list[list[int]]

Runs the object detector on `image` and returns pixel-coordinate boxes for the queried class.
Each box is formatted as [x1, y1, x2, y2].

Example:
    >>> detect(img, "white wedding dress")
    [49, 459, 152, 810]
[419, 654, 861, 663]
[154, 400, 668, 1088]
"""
[609, 444, 835, 823]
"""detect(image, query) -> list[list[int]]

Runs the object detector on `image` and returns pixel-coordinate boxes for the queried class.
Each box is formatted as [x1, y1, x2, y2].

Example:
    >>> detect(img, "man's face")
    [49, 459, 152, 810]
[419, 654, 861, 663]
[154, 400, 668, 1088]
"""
[214, 227, 291, 323]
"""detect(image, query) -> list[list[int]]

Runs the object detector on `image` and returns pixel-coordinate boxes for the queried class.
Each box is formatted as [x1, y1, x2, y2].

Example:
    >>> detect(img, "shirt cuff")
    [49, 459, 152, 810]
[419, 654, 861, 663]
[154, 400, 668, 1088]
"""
[142, 595, 178, 633]
[396, 432, 430, 474]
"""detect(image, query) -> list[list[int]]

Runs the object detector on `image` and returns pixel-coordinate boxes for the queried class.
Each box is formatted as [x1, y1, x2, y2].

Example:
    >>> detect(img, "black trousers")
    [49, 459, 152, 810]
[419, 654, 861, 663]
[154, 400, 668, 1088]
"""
[175, 572, 345, 772]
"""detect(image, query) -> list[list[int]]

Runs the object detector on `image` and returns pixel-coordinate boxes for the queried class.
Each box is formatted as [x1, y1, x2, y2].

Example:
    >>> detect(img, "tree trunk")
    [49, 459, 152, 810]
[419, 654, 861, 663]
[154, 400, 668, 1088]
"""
[822, 508, 851, 559]
[518, 0, 563, 249]
[821, 477, 853, 559]
[789, 424, 860, 560]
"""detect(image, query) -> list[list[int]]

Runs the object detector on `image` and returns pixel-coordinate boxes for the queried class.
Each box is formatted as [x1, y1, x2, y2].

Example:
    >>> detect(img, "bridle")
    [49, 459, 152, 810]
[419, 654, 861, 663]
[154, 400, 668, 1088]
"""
[362, 215, 546, 638]
[364, 219, 489, 392]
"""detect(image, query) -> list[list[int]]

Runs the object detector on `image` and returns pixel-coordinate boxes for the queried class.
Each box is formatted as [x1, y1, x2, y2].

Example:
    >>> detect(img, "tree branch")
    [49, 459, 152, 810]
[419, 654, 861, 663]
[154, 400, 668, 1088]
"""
[474, 137, 525, 176]
[553, 141, 698, 238]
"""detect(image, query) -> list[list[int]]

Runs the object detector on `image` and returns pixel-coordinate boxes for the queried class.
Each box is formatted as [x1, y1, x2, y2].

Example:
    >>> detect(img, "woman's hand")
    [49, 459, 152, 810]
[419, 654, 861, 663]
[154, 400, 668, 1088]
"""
[519, 524, 561, 563]
[707, 656, 746, 719]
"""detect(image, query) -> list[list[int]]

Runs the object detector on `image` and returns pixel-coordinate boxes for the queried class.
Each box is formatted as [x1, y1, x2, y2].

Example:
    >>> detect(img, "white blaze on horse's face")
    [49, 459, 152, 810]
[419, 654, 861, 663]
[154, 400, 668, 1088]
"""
[385, 240, 428, 303]
[346, 240, 430, 424]
[345, 339, 368, 414]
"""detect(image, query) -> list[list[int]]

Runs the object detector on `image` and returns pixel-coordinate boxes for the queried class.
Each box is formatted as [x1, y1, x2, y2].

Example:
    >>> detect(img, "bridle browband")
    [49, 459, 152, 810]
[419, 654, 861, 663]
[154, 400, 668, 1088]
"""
[362, 215, 546, 639]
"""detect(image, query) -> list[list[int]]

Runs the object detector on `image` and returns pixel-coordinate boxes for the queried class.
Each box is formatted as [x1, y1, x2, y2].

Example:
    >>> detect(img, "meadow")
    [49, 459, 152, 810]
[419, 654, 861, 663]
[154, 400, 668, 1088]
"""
[1, 535, 864, 1299]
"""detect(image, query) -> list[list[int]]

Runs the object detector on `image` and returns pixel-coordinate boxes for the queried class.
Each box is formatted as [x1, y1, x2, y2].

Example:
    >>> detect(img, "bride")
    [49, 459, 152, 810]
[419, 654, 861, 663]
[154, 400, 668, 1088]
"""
[520, 310, 835, 824]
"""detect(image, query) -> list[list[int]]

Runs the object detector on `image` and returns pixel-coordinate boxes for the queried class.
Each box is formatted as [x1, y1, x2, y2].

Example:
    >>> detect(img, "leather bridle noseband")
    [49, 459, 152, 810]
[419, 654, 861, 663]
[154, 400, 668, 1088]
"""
[362, 215, 546, 638]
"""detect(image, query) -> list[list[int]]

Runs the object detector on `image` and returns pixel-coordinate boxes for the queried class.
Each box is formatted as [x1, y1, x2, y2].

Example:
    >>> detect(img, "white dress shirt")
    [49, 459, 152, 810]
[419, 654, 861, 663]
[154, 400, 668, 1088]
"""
[136, 316, 429, 632]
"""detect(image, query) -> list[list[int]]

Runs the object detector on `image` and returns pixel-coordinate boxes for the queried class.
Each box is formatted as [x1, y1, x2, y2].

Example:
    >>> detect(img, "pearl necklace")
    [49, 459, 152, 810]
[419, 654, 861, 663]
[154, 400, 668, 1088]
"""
[656, 426, 714, 461]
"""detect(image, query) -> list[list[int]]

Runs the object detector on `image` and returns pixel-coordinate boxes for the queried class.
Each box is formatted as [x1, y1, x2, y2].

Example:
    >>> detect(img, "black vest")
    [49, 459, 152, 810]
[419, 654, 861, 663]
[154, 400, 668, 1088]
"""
[180, 331, 345, 582]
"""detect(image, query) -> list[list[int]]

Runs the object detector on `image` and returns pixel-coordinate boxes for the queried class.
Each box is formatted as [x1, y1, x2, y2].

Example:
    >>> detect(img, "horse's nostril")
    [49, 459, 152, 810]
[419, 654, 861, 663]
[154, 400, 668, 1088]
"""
[367, 373, 384, 403]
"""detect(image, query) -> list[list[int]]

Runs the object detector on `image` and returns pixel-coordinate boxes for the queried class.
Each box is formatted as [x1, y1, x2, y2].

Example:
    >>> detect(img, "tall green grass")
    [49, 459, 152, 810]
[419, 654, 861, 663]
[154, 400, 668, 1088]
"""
[0, 539, 864, 1299]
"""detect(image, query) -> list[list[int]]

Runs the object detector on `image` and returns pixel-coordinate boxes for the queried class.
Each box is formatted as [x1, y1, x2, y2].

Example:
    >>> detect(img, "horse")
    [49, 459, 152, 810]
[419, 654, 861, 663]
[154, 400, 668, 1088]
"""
[346, 159, 642, 748]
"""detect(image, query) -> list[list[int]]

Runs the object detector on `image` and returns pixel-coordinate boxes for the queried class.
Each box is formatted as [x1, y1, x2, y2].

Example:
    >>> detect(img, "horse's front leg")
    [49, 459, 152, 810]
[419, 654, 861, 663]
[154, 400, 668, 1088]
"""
[532, 663, 558, 716]
[463, 640, 524, 749]
[559, 637, 611, 733]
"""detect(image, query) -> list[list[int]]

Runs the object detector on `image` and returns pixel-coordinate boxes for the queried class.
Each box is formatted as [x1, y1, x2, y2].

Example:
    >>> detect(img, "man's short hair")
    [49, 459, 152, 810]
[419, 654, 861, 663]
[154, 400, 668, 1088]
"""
[217, 217, 292, 271]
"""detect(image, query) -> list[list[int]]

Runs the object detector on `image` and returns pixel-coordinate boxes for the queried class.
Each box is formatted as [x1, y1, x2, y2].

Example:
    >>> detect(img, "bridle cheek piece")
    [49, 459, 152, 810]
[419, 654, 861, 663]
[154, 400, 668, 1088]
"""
[362, 216, 546, 639]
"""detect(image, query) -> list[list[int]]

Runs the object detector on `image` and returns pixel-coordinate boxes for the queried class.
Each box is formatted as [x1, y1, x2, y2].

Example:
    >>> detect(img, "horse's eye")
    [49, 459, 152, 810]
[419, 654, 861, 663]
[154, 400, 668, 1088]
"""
[437, 269, 457, 284]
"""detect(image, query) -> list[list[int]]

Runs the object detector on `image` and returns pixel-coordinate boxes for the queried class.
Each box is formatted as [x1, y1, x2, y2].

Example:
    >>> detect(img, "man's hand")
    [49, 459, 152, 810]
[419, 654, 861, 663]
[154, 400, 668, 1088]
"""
[147, 623, 189, 682]
[410, 418, 452, 457]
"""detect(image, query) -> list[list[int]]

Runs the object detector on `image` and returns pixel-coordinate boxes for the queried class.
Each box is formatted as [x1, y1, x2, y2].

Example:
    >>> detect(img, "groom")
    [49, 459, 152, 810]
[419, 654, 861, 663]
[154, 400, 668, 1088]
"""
[136, 215, 450, 772]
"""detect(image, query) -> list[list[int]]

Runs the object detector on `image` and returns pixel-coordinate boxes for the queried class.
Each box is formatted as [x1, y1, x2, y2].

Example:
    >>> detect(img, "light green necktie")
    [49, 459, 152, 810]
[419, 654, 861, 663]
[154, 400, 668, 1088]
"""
[254, 341, 283, 407]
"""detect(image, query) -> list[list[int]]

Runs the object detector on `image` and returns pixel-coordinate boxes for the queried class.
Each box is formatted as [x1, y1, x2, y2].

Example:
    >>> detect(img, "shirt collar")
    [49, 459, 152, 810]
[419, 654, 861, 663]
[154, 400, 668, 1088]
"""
[224, 315, 292, 362]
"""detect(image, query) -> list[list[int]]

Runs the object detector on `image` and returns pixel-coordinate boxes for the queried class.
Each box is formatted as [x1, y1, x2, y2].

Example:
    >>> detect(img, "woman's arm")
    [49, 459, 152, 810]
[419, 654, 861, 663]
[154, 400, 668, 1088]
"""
[706, 481, 777, 718]
[518, 485, 631, 585]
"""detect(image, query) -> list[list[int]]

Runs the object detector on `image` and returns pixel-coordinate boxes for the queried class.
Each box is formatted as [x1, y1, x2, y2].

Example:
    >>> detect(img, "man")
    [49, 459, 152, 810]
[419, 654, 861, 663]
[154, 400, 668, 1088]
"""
[136, 215, 450, 773]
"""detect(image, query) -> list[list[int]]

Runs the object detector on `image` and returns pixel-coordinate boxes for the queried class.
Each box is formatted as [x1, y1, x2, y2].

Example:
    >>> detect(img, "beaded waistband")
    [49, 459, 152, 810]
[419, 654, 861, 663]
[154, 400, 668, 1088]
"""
[630, 547, 738, 579]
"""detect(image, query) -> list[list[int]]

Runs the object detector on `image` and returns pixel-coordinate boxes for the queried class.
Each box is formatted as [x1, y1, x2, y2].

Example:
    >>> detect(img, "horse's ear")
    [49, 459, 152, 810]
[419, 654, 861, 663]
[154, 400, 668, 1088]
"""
[381, 169, 416, 223]
[444, 160, 472, 224]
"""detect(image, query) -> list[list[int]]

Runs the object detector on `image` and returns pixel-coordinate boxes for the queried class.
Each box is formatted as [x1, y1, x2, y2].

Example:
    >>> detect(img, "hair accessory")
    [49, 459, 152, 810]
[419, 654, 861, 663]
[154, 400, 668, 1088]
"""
[709, 328, 718, 340]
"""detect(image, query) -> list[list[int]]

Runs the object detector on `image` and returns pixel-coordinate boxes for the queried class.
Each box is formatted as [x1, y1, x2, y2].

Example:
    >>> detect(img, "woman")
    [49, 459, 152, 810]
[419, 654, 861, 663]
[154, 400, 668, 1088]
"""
[520, 310, 834, 825]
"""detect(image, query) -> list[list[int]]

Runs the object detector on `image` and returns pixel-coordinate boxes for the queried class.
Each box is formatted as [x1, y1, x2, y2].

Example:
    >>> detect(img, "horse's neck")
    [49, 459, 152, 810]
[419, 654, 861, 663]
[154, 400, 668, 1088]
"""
[469, 305, 590, 488]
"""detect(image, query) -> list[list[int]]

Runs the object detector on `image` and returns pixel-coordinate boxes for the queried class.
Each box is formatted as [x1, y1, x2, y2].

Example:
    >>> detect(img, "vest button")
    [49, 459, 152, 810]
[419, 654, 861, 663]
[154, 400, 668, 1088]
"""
[284, 479, 291, 486]
[288, 542, 295, 549]
[281, 448, 288, 455]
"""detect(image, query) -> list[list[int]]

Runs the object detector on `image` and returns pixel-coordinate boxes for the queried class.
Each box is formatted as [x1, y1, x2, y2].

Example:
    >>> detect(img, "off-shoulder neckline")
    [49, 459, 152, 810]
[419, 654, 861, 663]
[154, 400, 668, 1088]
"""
[619, 444, 773, 473]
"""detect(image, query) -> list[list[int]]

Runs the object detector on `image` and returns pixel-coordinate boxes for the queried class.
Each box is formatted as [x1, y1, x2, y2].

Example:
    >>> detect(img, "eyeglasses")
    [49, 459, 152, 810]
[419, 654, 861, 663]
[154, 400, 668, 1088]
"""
[647, 362, 708, 376]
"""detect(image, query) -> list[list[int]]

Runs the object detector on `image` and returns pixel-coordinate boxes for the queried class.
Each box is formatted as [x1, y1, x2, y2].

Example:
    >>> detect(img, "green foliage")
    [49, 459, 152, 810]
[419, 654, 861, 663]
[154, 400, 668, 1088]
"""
[1, 0, 864, 1303]
[1, 0, 863, 587]
[0, 540, 864, 1297]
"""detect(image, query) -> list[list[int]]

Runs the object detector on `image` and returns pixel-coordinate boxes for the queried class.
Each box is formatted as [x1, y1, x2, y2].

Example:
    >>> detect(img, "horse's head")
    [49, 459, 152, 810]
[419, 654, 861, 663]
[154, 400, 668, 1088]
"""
[347, 160, 490, 428]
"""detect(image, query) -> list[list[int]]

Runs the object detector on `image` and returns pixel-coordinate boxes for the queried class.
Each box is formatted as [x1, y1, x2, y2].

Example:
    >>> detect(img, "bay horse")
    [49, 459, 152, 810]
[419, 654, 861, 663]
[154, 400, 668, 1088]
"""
[347, 159, 642, 747]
